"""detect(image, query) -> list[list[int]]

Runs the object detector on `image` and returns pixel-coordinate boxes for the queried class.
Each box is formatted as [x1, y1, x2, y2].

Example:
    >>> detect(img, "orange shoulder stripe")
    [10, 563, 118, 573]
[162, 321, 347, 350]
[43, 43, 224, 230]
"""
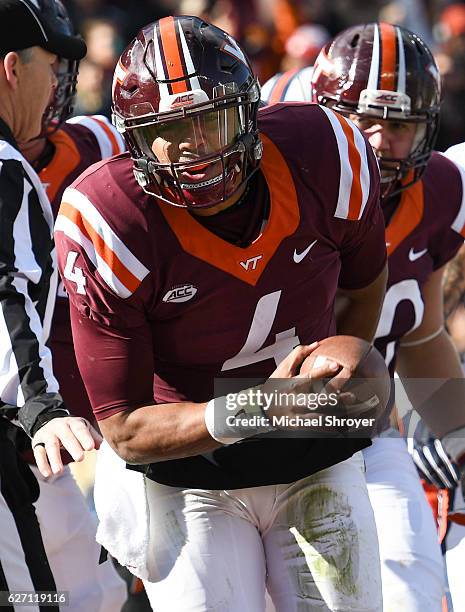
[269, 68, 299, 104]
[41, 130, 81, 204]
[59, 201, 141, 293]
[91, 116, 121, 156]
[334, 113, 363, 220]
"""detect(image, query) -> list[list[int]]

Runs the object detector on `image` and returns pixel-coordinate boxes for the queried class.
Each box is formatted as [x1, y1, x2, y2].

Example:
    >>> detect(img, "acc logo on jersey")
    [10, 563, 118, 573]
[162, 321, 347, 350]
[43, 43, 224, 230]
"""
[162, 284, 198, 303]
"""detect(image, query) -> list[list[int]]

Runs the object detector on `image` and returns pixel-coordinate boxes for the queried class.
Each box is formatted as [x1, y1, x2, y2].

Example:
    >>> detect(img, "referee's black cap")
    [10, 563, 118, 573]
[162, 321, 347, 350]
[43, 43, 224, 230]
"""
[0, 0, 86, 59]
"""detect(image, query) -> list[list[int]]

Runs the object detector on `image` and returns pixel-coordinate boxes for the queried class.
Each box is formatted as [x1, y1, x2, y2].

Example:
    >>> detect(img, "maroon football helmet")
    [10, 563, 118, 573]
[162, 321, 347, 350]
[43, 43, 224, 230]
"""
[42, 0, 80, 131]
[112, 15, 262, 209]
[312, 22, 441, 200]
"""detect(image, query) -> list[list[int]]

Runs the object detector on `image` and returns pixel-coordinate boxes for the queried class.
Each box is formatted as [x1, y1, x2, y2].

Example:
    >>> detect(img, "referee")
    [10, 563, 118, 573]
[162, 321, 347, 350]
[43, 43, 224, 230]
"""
[0, 1, 100, 608]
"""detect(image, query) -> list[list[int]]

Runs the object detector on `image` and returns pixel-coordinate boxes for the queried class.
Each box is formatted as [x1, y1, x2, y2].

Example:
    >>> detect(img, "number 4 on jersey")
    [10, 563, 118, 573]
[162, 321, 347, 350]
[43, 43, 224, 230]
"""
[63, 251, 86, 295]
[222, 290, 300, 371]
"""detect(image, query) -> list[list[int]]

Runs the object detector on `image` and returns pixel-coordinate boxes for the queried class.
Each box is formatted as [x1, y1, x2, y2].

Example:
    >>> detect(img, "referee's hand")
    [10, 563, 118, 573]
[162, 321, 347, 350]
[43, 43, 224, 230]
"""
[31, 417, 103, 477]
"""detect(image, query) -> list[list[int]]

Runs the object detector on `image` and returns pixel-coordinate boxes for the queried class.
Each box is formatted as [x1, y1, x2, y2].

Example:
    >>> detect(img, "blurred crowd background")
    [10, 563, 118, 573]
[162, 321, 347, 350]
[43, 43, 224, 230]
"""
[62, 0, 465, 151]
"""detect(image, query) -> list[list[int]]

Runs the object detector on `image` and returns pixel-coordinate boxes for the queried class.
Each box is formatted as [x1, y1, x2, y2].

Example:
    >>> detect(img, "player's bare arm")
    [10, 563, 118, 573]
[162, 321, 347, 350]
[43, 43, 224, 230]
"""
[98, 344, 339, 465]
[396, 265, 465, 437]
[336, 262, 388, 342]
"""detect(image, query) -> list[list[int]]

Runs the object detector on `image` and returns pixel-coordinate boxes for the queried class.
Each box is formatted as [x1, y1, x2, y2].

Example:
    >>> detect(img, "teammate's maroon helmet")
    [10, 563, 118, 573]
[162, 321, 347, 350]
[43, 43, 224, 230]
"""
[42, 0, 80, 131]
[311, 22, 441, 200]
[112, 15, 262, 209]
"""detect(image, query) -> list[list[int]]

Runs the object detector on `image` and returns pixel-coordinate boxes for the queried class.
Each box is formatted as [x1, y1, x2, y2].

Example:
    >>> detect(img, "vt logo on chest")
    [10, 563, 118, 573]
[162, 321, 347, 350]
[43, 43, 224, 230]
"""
[240, 255, 263, 271]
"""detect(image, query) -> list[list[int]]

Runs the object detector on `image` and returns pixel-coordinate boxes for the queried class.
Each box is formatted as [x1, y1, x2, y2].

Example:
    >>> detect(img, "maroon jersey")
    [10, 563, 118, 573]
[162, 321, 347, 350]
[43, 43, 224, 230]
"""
[55, 103, 386, 489]
[374, 153, 465, 368]
[374, 152, 465, 428]
[40, 115, 125, 423]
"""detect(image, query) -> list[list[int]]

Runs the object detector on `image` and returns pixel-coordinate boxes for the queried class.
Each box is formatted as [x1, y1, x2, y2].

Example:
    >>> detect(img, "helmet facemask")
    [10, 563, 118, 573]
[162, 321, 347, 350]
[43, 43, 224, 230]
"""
[43, 57, 79, 134]
[112, 16, 262, 210]
[116, 81, 261, 209]
[349, 89, 439, 200]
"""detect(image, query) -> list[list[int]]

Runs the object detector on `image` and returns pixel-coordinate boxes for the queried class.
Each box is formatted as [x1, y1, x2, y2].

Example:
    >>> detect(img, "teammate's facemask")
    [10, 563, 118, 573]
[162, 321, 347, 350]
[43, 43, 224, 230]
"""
[111, 15, 262, 209]
[311, 22, 441, 201]
[41, 0, 80, 133]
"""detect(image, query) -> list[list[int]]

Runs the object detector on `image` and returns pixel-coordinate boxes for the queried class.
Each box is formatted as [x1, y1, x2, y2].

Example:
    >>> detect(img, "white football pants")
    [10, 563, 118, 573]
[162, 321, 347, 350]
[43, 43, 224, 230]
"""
[139, 451, 382, 612]
[444, 485, 465, 612]
[363, 436, 445, 611]
[31, 465, 126, 612]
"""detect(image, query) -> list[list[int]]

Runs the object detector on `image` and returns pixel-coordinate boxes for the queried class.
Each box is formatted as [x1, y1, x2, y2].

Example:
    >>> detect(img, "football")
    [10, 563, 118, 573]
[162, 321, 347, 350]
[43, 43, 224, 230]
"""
[300, 335, 391, 423]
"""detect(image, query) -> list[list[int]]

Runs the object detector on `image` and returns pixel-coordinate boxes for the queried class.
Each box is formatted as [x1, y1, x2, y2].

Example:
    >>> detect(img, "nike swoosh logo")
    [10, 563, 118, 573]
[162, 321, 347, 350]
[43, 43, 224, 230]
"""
[293, 240, 318, 263]
[409, 247, 428, 262]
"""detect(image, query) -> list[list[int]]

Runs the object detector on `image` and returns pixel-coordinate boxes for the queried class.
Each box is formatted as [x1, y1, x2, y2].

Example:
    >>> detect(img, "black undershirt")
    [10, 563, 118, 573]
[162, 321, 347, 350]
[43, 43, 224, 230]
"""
[191, 171, 270, 247]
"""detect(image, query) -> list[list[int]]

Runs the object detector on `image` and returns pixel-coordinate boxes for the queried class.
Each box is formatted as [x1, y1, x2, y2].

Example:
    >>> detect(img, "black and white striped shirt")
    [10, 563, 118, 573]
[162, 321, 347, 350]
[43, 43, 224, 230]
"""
[0, 118, 68, 437]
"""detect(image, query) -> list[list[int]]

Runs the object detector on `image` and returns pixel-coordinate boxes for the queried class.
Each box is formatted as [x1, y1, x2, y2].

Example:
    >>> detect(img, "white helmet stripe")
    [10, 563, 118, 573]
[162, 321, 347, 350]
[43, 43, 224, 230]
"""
[367, 23, 380, 91]
[396, 28, 406, 93]
[396, 26, 406, 93]
[177, 21, 201, 90]
[153, 24, 169, 100]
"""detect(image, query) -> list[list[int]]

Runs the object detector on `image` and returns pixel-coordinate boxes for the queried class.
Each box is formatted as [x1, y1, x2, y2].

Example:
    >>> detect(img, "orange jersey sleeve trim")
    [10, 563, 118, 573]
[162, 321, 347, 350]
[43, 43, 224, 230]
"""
[90, 116, 122, 156]
[333, 112, 363, 220]
[40, 130, 81, 204]
[59, 201, 142, 294]
[268, 68, 299, 104]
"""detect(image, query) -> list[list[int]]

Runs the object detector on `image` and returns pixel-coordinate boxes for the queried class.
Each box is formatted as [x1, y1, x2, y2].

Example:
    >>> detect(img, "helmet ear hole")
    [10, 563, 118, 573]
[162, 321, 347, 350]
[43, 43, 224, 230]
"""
[220, 55, 238, 73]
[350, 34, 360, 48]
[124, 77, 140, 95]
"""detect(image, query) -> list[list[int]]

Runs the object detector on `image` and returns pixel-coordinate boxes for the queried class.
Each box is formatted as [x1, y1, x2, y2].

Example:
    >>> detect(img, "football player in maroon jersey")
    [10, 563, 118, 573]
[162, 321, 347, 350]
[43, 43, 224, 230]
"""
[53, 16, 389, 611]
[309, 23, 465, 610]
[11, 2, 127, 610]
[432, 146, 465, 612]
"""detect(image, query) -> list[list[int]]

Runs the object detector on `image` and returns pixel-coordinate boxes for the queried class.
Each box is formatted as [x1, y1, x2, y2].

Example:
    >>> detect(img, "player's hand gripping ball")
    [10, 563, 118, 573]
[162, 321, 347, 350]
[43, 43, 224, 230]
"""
[300, 335, 391, 430]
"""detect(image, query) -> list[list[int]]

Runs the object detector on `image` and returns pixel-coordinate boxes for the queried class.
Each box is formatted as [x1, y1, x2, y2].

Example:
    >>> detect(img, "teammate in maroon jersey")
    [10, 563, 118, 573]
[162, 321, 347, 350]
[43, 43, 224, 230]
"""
[13, 2, 127, 610]
[308, 23, 465, 610]
[54, 16, 388, 611]
[23, 111, 125, 424]
[429, 144, 465, 612]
